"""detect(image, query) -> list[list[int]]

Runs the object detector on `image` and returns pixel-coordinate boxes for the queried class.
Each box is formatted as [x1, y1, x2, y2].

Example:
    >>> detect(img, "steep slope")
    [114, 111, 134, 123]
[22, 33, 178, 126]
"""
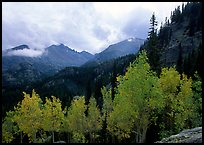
[42, 44, 94, 68]
[94, 37, 144, 61]
[30, 54, 137, 108]
[2, 44, 94, 86]
[2, 53, 137, 117]
[159, 17, 202, 68]
[141, 2, 202, 76]
[83, 37, 144, 67]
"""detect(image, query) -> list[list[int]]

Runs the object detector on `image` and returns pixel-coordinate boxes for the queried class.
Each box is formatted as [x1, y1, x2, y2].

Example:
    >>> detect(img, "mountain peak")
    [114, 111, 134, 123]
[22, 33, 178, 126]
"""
[80, 50, 92, 55]
[49, 43, 66, 48]
[88, 37, 145, 63]
[11, 44, 30, 51]
[58, 43, 65, 47]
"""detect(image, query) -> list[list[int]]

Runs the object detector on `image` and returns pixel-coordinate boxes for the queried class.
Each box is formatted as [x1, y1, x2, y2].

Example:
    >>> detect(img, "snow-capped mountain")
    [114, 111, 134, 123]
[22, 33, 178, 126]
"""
[83, 37, 145, 66]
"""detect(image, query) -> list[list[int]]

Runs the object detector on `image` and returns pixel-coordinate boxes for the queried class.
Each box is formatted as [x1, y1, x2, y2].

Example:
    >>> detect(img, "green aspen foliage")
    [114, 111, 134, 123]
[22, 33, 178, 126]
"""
[12, 89, 43, 143]
[72, 132, 87, 143]
[101, 86, 113, 116]
[86, 96, 102, 142]
[42, 96, 65, 132]
[41, 95, 65, 142]
[66, 96, 87, 143]
[192, 72, 202, 113]
[188, 72, 202, 127]
[2, 51, 201, 143]
[107, 50, 164, 142]
[2, 111, 19, 143]
[158, 67, 193, 138]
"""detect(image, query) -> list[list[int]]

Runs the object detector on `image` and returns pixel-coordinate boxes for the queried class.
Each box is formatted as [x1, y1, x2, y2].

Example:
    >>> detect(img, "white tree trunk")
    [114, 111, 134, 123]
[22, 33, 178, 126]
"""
[20, 131, 23, 143]
[52, 131, 55, 143]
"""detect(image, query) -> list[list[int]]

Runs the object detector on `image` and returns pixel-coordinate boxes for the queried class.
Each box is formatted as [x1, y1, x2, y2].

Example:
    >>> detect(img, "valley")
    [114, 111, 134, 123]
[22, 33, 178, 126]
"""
[2, 2, 202, 144]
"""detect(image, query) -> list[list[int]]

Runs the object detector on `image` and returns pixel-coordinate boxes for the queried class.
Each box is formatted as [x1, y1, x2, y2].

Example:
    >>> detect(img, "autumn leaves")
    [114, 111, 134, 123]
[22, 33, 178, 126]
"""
[2, 50, 201, 143]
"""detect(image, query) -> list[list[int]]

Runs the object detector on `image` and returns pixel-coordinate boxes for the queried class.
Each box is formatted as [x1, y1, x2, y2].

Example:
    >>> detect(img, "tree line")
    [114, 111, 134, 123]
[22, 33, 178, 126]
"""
[2, 2, 202, 143]
[141, 2, 202, 78]
[2, 50, 202, 143]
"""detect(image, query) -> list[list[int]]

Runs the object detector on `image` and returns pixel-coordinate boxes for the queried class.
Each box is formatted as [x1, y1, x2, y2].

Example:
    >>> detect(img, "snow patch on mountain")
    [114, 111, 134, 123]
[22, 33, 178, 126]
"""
[128, 38, 133, 42]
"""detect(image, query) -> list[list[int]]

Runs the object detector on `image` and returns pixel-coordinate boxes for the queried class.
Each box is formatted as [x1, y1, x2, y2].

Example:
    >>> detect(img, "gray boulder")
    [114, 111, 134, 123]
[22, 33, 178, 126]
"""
[155, 127, 202, 143]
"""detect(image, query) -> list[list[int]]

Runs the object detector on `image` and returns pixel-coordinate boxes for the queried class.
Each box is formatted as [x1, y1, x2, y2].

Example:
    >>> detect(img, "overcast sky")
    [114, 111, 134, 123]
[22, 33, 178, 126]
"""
[2, 2, 183, 55]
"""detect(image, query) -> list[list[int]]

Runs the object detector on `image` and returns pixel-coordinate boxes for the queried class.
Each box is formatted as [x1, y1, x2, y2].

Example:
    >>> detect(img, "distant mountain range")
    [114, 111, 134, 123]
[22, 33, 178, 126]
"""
[2, 37, 145, 86]
[95, 37, 144, 61]
[83, 37, 144, 67]
[2, 44, 92, 86]
[3, 43, 94, 70]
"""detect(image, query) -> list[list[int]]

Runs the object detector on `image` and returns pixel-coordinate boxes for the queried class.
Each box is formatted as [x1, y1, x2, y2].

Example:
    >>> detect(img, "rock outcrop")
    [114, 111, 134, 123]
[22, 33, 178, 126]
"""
[155, 127, 202, 143]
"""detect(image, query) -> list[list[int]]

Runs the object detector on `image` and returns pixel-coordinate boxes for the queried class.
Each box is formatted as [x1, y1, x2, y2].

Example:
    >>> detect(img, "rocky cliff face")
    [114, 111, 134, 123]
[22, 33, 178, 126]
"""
[160, 18, 202, 67]
[155, 127, 202, 143]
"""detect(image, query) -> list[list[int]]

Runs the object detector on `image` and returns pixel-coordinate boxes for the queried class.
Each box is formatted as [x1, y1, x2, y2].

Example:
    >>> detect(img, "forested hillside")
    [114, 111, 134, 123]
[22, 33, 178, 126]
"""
[2, 51, 202, 143]
[141, 2, 202, 77]
[2, 54, 136, 117]
[2, 44, 94, 86]
[2, 2, 202, 143]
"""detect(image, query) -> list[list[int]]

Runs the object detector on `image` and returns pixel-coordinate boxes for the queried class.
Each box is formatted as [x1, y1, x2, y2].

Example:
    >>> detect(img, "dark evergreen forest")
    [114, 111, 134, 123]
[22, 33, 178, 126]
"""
[2, 2, 202, 143]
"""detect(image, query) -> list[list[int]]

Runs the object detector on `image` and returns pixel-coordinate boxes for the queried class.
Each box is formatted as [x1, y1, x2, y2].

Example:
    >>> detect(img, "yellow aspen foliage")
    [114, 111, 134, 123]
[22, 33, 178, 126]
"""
[41, 96, 65, 143]
[42, 96, 65, 132]
[2, 111, 18, 143]
[101, 86, 113, 116]
[107, 50, 164, 142]
[86, 97, 102, 142]
[158, 67, 193, 137]
[190, 72, 202, 127]
[66, 96, 87, 143]
[12, 89, 43, 143]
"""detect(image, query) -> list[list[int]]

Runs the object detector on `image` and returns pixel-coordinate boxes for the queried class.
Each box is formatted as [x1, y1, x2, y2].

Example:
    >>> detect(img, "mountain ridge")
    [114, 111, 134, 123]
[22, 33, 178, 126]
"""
[83, 37, 145, 67]
[2, 37, 144, 86]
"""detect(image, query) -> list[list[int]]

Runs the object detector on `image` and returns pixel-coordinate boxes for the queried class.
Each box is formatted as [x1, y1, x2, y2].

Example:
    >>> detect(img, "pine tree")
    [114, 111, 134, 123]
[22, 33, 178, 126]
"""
[148, 12, 158, 40]
[85, 80, 92, 106]
[189, 72, 202, 127]
[101, 86, 113, 143]
[146, 12, 160, 73]
[94, 79, 103, 110]
[195, 43, 202, 78]
[183, 54, 189, 76]
[182, 2, 185, 12]
[171, 6, 181, 23]
[165, 17, 168, 26]
[111, 60, 117, 101]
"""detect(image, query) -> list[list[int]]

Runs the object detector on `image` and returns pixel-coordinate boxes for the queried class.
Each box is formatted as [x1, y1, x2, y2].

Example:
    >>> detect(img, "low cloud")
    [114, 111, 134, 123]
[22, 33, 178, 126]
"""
[2, 2, 182, 55]
[7, 49, 44, 57]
